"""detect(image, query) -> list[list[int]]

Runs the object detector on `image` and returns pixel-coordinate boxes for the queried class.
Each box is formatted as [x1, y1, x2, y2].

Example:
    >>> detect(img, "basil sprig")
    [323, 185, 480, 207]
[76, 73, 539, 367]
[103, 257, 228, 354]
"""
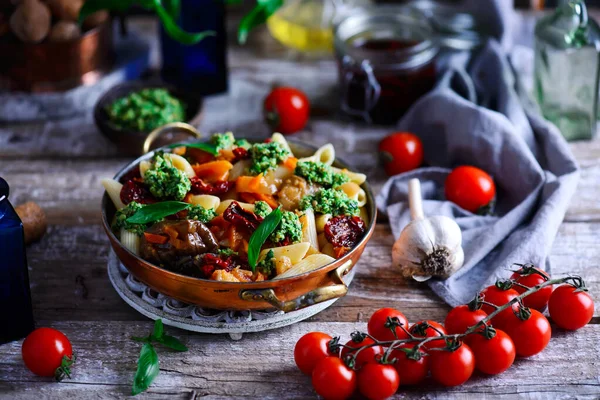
[126, 201, 190, 224]
[168, 142, 219, 156]
[247, 207, 283, 271]
[238, 0, 283, 44]
[78, 0, 214, 45]
[131, 319, 188, 396]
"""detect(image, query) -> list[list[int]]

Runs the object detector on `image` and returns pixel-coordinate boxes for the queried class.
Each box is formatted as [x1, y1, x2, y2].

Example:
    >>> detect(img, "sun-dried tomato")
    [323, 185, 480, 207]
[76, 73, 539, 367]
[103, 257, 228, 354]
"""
[200, 264, 215, 278]
[190, 177, 234, 195]
[232, 147, 249, 162]
[324, 216, 366, 250]
[119, 167, 142, 184]
[202, 253, 232, 270]
[223, 201, 263, 232]
[120, 180, 156, 205]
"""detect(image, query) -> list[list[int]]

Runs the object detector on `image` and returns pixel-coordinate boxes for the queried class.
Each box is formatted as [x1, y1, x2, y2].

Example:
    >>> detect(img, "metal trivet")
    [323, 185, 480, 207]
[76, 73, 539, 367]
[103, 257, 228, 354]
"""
[107, 250, 353, 340]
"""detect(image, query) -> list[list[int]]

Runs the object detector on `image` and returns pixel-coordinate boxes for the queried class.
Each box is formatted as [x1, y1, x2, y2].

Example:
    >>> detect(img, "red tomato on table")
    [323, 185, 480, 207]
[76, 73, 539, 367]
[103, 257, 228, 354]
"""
[357, 363, 400, 400]
[445, 304, 488, 339]
[430, 342, 475, 387]
[378, 132, 424, 176]
[312, 356, 356, 400]
[445, 166, 496, 213]
[294, 332, 332, 375]
[548, 284, 594, 330]
[409, 320, 447, 349]
[22, 327, 74, 379]
[391, 344, 429, 386]
[502, 307, 551, 357]
[340, 337, 383, 368]
[264, 87, 310, 134]
[367, 308, 410, 342]
[469, 329, 516, 375]
[510, 266, 553, 311]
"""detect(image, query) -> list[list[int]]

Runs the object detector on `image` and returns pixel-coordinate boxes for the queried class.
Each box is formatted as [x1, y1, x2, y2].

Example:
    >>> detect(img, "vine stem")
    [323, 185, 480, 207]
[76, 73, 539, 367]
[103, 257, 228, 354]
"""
[343, 275, 578, 367]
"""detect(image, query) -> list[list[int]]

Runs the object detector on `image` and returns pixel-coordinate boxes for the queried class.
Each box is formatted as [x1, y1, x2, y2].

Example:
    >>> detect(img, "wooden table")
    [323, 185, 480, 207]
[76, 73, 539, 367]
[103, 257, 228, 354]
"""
[1, 16, 599, 400]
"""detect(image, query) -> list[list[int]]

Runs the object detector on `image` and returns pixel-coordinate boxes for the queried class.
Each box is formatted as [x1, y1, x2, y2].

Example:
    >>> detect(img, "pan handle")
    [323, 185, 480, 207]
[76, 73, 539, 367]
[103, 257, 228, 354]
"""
[239, 260, 354, 312]
[142, 122, 202, 154]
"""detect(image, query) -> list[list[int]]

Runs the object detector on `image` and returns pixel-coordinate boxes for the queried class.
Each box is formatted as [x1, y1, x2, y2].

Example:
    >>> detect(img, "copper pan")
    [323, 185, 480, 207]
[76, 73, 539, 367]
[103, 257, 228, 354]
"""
[101, 124, 377, 312]
[0, 20, 113, 93]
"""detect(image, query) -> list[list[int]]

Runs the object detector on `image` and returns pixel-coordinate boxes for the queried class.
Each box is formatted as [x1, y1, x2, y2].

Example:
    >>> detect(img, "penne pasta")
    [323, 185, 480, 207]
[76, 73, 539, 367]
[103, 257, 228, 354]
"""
[356, 188, 367, 207]
[120, 228, 140, 255]
[139, 160, 150, 178]
[315, 213, 332, 233]
[264, 165, 294, 188]
[186, 194, 220, 210]
[332, 167, 367, 185]
[339, 182, 361, 200]
[216, 199, 255, 214]
[259, 242, 310, 265]
[359, 207, 369, 226]
[298, 144, 335, 166]
[228, 159, 251, 181]
[271, 133, 293, 156]
[300, 209, 320, 251]
[102, 178, 125, 210]
[276, 254, 336, 279]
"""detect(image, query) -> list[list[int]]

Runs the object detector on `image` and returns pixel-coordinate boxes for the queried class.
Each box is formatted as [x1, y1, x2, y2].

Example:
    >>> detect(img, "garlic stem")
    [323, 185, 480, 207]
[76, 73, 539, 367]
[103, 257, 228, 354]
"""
[408, 178, 425, 221]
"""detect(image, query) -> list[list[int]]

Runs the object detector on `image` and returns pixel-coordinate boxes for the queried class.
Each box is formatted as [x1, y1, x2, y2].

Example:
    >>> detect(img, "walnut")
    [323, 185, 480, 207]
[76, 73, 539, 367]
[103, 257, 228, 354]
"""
[48, 20, 80, 41]
[9, 0, 51, 43]
[45, 0, 83, 21]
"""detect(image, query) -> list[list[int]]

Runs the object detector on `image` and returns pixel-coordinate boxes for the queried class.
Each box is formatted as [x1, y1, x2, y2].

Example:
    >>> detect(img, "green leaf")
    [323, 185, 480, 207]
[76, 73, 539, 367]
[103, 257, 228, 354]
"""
[126, 201, 190, 224]
[131, 336, 151, 343]
[152, 319, 164, 340]
[247, 207, 283, 271]
[168, 142, 219, 156]
[157, 335, 189, 352]
[132, 343, 160, 396]
[162, 0, 181, 20]
[78, 0, 136, 24]
[153, 0, 216, 45]
[238, 0, 283, 44]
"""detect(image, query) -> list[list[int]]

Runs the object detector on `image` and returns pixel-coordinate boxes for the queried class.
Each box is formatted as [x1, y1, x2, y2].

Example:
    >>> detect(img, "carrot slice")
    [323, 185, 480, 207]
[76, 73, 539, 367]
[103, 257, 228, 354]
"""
[193, 160, 233, 182]
[144, 232, 168, 245]
[283, 156, 298, 170]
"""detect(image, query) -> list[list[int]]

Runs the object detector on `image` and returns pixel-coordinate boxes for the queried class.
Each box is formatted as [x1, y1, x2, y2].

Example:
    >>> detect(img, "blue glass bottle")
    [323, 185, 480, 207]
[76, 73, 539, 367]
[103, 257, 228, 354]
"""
[160, 0, 228, 95]
[0, 177, 35, 344]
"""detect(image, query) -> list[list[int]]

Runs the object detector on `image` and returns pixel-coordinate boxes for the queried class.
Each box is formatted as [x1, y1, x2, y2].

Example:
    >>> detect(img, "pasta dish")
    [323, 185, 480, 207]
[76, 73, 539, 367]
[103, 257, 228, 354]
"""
[102, 133, 369, 282]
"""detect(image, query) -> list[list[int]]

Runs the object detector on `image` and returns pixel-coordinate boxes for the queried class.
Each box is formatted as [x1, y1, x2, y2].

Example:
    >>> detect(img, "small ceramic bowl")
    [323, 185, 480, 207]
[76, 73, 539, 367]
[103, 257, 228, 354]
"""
[94, 81, 203, 156]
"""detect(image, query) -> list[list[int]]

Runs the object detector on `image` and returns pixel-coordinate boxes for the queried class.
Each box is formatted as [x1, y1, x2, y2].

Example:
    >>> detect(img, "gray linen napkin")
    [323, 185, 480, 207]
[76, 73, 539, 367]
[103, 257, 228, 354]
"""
[376, 40, 580, 306]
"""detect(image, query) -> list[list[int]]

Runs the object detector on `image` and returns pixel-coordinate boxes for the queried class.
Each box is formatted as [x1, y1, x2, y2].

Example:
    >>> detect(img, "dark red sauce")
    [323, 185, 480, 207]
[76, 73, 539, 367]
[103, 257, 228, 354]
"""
[339, 38, 436, 125]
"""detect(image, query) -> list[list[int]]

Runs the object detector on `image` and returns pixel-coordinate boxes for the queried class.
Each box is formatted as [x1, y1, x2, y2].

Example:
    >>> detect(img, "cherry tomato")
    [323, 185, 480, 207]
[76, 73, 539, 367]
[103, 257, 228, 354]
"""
[502, 307, 551, 357]
[378, 132, 424, 176]
[548, 284, 594, 330]
[409, 320, 447, 349]
[444, 305, 488, 341]
[468, 329, 516, 375]
[22, 327, 73, 378]
[480, 284, 520, 329]
[510, 266, 552, 311]
[430, 342, 475, 387]
[367, 308, 410, 342]
[340, 337, 383, 368]
[312, 356, 356, 400]
[294, 332, 332, 375]
[445, 166, 496, 213]
[357, 363, 400, 400]
[263, 87, 310, 134]
[391, 344, 429, 386]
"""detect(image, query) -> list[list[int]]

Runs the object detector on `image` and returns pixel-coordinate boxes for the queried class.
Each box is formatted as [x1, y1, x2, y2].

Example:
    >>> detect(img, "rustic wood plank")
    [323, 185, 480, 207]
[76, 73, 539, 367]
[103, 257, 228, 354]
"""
[0, 321, 598, 399]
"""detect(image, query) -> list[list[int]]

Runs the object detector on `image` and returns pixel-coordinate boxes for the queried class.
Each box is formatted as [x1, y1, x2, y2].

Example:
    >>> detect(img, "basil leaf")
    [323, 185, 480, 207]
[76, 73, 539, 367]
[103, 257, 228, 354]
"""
[238, 0, 283, 44]
[162, 0, 181, 20]
[158, 335, 189, 352]
[151, 319, 164, 340]
[153, 0, 216, 45]
[248, 207, 283, 271]
[132, 343, 159, 396]
[131, 335, 151, 343]
[168, 142, 219, 156]
[126, 201, 190, 224]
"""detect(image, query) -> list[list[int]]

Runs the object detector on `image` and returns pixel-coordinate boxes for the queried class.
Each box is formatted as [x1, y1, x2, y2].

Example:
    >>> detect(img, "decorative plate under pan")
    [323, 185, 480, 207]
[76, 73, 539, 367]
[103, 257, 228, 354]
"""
[107, 250, 355, 340]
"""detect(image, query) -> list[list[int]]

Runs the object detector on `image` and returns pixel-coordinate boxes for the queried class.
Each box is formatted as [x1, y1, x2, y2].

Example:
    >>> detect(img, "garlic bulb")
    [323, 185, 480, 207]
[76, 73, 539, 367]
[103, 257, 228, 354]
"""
[392, 179, 464, 281]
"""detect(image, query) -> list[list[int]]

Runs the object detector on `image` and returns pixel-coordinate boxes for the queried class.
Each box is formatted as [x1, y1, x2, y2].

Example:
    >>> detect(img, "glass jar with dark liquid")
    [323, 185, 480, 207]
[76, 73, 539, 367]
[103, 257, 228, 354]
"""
[334, 8, 439, 124]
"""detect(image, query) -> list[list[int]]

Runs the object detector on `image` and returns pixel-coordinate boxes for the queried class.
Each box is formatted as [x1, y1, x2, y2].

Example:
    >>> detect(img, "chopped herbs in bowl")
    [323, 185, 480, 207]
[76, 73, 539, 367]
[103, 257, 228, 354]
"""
[106, 88, 186, 133]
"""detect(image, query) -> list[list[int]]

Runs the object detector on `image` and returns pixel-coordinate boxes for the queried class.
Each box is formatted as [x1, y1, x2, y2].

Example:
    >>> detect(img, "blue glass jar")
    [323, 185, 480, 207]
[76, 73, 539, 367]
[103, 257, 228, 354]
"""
[160, 0, 228, 95]
[0, 178, 35, 344]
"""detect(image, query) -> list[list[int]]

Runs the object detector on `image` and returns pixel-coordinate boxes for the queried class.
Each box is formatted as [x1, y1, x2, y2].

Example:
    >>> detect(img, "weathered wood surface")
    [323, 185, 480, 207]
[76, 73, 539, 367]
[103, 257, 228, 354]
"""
[1, 14, 600, 400]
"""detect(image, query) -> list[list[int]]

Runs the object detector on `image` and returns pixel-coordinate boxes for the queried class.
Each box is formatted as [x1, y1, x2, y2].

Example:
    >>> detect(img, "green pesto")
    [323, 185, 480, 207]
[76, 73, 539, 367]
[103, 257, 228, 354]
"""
[144, 152, 191, 201]
[254, 201, 271, 218]
[234, 139, 251, 150]
[257, 249, 275, 276]
[248, 142, 290, 175]
[294, 161, 349, 188]
[211, 132, 235, 151]
[106, 88, 185, 133]
[218, 248, 238, 257]
[300, 188, 359, 216]
[270, 211, 302, 244]
[114, 201, 146, 235]
[187, 205, 217, 224]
